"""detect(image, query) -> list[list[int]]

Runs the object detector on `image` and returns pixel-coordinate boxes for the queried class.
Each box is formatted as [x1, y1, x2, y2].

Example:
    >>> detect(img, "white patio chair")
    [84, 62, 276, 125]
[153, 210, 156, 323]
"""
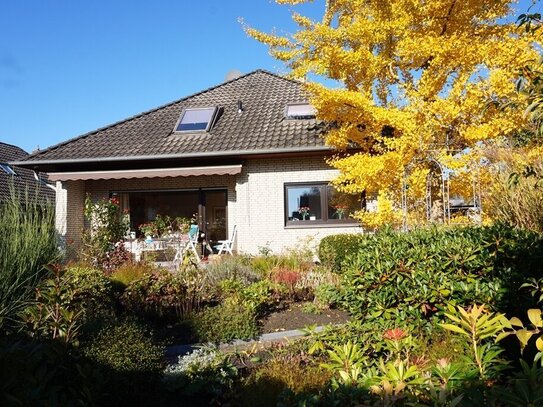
[214, 225, 237, 255]
[173, 224, 200, 264]
[184, 224, 200, 262]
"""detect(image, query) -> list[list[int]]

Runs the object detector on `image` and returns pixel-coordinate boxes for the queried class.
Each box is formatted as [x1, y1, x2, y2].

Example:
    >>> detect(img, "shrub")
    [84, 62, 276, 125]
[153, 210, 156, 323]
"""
[271, 267, 301, 300]
[110, 260, 155, 288]
[164, 345, 237, 402]
[0, 335, 101, 406]
[0, 191, 57, 332]
[191, 304, 259, 343]
[22, 266, 83, 345]
[81, 196, 130, 273]
[82, 320, 164, 376]
[122, 264, 210, 320]
[330, 225, 543, 320]
[221, 279, 281, 317]
[486, 160, 543, 233]
[318, 233, 366, 272]
[204, 255, 262, 292]
[239, 356, 331, 407]
[63, 265, 116, 322]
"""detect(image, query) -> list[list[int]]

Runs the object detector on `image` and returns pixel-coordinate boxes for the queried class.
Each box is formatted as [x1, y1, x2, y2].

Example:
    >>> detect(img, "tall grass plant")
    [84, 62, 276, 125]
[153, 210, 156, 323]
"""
[0, 186, 58, 331]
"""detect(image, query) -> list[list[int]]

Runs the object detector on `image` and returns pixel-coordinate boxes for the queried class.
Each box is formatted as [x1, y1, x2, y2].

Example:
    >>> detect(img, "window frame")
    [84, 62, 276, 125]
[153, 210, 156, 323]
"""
[284, 103, 316, 120]
[0, 163, 17, 176]
[173, 106, 218, 133]
[283, 182, 359, 228]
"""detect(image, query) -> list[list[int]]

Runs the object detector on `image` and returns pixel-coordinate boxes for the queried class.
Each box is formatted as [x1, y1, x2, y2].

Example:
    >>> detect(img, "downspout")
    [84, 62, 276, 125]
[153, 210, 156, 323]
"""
[33, 170, 58, 192]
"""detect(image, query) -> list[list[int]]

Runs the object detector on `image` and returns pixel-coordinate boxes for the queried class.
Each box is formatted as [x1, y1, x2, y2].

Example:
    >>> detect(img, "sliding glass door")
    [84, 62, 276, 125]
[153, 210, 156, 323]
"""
[114, 188, 227, 243]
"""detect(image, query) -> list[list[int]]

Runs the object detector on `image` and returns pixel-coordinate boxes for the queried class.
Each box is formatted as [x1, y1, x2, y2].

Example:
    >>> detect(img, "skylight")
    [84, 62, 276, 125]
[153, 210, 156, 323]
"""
[175, 107, 218, 132]
[0, 163, 16, 176]
[285, 103, 316, 119]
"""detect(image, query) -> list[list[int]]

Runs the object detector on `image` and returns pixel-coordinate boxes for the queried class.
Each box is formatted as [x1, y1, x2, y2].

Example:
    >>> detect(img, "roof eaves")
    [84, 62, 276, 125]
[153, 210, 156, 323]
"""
[11, 146, 333, 167]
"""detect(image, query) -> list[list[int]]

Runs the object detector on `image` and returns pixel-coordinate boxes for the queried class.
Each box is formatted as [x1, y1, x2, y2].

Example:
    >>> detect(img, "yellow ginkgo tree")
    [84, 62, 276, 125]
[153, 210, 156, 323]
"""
[246, 0, 542, 228]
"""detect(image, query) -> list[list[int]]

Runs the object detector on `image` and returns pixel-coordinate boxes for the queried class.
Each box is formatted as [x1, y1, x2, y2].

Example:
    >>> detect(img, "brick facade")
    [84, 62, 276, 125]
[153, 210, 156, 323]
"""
[56, 156, 362, 255]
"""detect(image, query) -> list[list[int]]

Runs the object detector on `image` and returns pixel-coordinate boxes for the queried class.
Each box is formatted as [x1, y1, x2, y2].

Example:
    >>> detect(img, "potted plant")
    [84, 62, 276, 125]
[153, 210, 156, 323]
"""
[334, 204, 348, 219]
[139, 223, 156, 241]
[298, 206, 310, 220]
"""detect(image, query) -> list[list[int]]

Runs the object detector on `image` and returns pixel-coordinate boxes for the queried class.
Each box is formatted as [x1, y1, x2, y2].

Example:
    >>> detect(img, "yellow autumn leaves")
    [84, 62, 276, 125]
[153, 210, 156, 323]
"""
[246, 0, 542, 228]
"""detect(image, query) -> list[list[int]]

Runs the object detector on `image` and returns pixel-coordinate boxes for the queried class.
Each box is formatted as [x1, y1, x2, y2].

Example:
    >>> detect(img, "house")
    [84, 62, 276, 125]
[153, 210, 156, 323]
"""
[13, 70, 362, 254]
[0, 142, 54, 204]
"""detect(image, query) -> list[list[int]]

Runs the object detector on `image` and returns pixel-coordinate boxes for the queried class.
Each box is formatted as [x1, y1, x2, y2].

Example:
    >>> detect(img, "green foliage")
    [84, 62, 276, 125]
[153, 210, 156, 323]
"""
[82, 196, 130, 272]
[191, 303, 259, 343]
[0, 336, 102, 406]
[22, 266, 83, 345]
[204, 255, 262, 290]
[63, 265, 116, 322]
[109, 260, 155, 288]
[221, 278, 280, 316]
[164, 345, 237, 403]
[318, 233, 367, 272]
[487, 163, 543, 234]
[82, 320, 164, 375]
[239, 357, 331, 407]
[440, 304, 508, 379]
[501, 308, 543, 366]
[328, 225, 543, 321]
[492, 360, 543, 406]
[0, 190, 57, 332]
[122, 264, 209, 320]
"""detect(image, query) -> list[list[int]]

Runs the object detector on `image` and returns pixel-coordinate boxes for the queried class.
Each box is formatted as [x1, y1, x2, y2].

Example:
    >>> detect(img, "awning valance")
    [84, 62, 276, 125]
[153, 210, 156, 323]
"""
[47, 164, 242, 182]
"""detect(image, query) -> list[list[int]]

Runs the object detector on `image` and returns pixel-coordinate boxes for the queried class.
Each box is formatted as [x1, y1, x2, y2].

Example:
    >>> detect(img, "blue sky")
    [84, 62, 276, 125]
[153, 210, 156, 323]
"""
[0, 0, 538, 153]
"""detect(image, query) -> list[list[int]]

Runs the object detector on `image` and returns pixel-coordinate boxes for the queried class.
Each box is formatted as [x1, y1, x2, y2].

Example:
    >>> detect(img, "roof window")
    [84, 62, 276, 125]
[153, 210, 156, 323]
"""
[0, 163, 16, 176]
[174, 107, 218, 132]
[285, 103, 316, 119]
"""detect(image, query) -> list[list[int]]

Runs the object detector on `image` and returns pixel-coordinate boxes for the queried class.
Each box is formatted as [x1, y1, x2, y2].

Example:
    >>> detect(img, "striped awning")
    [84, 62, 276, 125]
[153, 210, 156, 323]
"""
[47, 164, 242, 181]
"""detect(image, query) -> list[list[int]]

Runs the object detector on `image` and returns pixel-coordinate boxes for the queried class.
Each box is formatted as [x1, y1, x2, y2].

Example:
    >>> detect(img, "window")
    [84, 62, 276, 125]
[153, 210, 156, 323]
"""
[284, 182, 361, 226]
[285, 103, 315, 119]
[174, 107, 218, 132]
[0, 163, 16, 176]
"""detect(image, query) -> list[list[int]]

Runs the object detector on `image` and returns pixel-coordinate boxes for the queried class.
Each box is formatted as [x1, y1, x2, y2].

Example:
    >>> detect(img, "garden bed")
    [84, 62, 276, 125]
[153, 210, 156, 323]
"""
[261, 303, 350, 333]
[156, 303, 350, 347]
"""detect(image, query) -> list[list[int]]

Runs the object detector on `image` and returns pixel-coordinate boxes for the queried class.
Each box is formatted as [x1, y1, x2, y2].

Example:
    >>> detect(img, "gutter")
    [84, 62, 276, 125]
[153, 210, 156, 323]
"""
[11, 146, 332, 167]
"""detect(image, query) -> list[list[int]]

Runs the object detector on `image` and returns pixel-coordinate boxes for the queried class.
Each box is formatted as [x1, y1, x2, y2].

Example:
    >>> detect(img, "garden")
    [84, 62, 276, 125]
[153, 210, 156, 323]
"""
[4, 183, 543, 406]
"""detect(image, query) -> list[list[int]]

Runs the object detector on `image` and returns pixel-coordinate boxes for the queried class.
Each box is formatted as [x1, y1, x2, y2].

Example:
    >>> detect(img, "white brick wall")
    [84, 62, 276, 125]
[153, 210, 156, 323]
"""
[234, 156, 362, 254]
[55, 155, 362, 255]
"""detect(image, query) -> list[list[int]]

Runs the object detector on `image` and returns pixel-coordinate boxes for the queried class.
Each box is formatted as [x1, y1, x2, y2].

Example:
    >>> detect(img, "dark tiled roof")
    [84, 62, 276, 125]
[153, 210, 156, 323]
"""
[0, 142, 55, 203]
[20, 70, 327, 164]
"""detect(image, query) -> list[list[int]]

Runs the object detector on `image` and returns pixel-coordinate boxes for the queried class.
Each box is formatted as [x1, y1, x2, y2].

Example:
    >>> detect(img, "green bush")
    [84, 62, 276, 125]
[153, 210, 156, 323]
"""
[318, 233, 367, 272]
[192, 304, 259, 343]
[164, 345, 237, 403]
[0, 335, 102, 406]
[122, 266, 210, 320]
[328, 225, 543, 320]
[110, 261, 155, 288]
[221, 279, 281, 316]
[82, 320, 164, 375]
[0, 191, 57, 332]
[64, 266, 116, 322]
[204, 255, 262, 290]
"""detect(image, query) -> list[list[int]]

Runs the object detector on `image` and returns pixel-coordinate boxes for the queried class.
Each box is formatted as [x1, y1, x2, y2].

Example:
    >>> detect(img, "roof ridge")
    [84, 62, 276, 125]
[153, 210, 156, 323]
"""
[24, 69, 300, 161]
[0, 141, 28, 154]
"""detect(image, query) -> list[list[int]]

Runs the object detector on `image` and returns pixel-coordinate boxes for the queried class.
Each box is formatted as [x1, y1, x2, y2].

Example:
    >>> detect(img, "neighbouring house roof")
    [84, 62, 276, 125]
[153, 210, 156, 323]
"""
[14, 70, 329, 172]
[0, 142, 54, 203]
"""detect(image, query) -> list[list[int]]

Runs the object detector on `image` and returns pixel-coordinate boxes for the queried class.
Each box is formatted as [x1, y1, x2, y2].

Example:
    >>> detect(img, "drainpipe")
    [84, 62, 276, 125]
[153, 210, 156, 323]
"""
[33, 171, 58, 192]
